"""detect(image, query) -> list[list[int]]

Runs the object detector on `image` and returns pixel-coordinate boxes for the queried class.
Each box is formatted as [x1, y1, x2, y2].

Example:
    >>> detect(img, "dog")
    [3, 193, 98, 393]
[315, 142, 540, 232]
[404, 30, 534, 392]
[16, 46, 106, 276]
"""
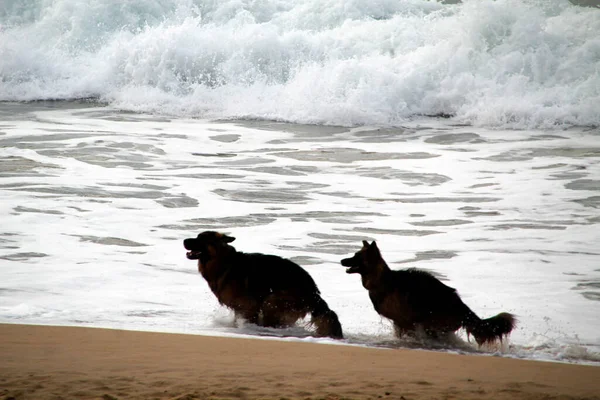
[341, 241, 515, 346]
[183, 231, 343, 339]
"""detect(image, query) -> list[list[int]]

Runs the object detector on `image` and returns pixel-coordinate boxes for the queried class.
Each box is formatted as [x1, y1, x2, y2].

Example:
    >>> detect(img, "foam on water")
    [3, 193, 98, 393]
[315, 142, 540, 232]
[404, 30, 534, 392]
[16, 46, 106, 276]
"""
[1, 0, 599, 129]
[1, 103, 599, 365]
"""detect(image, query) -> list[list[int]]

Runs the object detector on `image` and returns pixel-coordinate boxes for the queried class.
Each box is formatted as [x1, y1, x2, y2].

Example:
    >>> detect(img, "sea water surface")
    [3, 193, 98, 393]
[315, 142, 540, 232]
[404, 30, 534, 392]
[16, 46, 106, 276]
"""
[1, 0, 599, 365]
[1, 0, 599, 128]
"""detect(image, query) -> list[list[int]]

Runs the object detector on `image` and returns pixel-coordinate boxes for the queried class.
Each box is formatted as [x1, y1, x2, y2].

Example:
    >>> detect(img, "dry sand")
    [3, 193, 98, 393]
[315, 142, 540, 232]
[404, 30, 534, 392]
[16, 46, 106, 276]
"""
[1, 324, 599, 400]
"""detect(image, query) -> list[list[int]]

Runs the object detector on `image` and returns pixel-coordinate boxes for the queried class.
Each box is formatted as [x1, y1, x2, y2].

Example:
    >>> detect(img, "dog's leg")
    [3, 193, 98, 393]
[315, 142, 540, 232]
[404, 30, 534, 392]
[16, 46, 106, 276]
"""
[261, 313, 284, 328]
[261, 301, 283, 328]
[424, 327, 443, 340]
[235, 305, 260, 326]
[310, 296, 344, 339]
[393, 322, 413, 339]
[261, 294, 304, 328]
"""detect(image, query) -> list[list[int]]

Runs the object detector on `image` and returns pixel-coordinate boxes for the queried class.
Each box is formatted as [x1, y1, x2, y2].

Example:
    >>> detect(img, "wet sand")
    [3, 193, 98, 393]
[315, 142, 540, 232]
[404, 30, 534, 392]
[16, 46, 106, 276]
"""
[1, 324, 599, 400]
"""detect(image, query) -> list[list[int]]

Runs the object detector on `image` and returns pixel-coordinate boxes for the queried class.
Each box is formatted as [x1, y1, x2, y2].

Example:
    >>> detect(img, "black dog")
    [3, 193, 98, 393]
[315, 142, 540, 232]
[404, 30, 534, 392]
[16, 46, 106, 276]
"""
[184, 231, 343, 339]
[341, 241, 515, 345]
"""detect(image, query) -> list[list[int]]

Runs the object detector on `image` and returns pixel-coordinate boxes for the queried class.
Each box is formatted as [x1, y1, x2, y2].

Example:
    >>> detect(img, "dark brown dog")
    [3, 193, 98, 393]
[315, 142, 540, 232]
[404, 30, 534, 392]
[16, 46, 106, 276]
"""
[341, 241, 515, 345]
[184, 231, 343, 339]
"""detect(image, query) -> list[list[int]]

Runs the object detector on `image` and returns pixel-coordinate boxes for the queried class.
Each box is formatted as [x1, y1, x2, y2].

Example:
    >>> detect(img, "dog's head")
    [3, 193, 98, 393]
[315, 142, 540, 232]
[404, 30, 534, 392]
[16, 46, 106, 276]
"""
[183, 231, 235, 261]
[341, 240, 382, 275]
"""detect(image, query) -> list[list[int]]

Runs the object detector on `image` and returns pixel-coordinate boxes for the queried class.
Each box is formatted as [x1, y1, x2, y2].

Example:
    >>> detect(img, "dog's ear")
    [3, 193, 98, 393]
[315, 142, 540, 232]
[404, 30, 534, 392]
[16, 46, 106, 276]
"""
[362, 240, 369, 247]
[222, 234, 236, 243]
[367, 241, 381, 258]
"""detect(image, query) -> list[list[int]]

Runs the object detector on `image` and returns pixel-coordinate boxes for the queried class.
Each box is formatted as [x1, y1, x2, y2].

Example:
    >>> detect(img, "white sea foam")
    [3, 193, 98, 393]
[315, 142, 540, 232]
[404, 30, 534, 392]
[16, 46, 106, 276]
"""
[1, 103, 599, 364]
[1, 0, 599, 128]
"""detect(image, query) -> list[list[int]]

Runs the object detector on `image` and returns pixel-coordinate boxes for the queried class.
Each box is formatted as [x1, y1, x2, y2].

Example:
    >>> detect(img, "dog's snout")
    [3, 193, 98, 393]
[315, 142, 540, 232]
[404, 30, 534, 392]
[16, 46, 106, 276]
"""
[341, 257, 353, 267]
[183, 238, 195, 250]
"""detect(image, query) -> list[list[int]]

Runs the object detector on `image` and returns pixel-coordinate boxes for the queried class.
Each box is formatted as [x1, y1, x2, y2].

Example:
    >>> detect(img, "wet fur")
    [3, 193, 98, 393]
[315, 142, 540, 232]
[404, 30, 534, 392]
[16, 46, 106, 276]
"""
[184, 231, 343, 339]
[341, 241, 515, 346]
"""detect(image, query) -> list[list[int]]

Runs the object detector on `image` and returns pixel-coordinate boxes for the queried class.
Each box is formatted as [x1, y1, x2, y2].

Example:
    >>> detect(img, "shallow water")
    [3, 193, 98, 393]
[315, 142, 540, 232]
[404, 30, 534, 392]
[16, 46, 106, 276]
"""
[0, 102, 599, 364]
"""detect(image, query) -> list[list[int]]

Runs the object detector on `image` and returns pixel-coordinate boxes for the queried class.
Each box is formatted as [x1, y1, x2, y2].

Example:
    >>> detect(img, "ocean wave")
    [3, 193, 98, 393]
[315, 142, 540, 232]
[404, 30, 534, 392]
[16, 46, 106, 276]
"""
[1, 0, 599, 129]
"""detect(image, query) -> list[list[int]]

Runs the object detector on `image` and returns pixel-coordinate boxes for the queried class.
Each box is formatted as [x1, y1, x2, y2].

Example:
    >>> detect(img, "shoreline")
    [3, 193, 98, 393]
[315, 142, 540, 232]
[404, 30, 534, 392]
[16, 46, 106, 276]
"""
[1, 323, 598, 400]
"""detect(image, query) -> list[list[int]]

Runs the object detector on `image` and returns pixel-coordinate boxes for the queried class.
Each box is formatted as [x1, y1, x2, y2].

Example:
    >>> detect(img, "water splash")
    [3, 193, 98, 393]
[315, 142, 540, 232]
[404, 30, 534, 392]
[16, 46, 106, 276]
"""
[1, 0, 599, 128]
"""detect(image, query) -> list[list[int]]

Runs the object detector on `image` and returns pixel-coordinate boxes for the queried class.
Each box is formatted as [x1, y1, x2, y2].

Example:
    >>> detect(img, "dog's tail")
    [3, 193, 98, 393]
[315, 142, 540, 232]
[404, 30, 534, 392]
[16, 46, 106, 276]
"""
[464, 310, 516, 346]
[310, 296, 344, 339]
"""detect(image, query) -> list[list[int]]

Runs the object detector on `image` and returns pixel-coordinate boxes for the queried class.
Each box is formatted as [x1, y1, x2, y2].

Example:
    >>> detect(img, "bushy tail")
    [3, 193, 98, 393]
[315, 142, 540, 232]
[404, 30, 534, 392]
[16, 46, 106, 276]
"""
[465, 311, 516, 346]
[310, 296, 344, 339]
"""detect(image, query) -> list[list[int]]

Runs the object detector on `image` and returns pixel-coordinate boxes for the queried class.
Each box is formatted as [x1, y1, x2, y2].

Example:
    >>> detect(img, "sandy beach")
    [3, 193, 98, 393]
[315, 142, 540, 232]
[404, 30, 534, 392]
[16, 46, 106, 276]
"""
[1, 324, 598, 400]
